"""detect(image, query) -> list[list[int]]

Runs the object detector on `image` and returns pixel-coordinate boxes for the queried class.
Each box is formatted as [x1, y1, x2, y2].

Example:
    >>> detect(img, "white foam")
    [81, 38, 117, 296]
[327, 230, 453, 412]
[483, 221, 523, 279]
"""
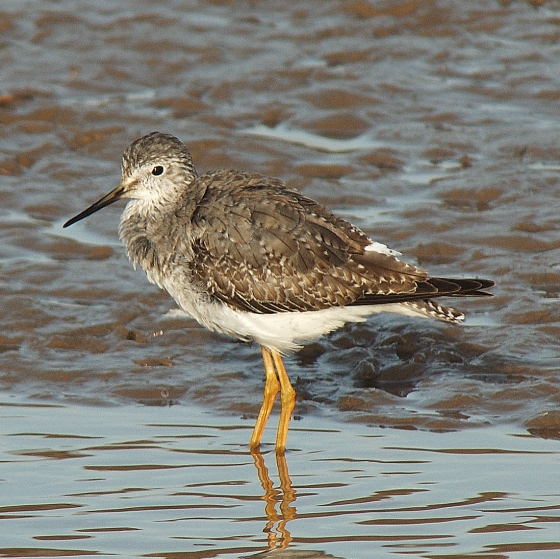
[240, 124, 382, 153]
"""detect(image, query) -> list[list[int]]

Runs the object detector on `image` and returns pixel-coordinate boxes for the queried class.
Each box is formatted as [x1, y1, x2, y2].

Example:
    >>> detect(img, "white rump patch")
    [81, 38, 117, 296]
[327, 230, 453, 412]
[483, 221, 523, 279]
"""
[364, 240, 401, 257]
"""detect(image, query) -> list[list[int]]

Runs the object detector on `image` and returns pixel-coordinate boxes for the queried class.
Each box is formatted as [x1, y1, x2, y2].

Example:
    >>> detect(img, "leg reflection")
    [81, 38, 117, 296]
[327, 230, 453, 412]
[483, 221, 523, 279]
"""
[251, 449, 297, 550]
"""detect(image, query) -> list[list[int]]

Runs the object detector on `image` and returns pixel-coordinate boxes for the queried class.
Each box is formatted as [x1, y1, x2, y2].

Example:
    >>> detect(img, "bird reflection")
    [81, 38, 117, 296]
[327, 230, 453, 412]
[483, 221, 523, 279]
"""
[251, 449, 296, 550]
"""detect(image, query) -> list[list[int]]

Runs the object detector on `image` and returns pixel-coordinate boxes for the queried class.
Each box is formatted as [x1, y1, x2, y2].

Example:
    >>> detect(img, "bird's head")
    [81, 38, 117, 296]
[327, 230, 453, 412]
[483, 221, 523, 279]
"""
[63, 132, 197, 228]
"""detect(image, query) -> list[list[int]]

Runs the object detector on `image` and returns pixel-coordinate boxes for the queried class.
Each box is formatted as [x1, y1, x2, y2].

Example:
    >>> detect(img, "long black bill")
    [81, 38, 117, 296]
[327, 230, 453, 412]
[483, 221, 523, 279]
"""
[63, 184, 126, 228]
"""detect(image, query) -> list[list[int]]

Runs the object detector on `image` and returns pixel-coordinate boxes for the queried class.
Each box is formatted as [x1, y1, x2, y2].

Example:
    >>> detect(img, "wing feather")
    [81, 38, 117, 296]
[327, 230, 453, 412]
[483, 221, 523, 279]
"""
[183, 170, 492, 314]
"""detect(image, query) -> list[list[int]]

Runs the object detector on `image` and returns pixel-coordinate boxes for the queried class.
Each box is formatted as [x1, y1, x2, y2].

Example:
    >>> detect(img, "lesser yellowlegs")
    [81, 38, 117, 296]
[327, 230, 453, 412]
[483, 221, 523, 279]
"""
[63, 132, 494, 454]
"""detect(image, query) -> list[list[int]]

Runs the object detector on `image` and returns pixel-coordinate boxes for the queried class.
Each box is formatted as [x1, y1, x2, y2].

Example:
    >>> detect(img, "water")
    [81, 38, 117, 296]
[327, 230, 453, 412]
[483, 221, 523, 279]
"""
[1, 1, 560, 556]
[1, 400, 558, 558]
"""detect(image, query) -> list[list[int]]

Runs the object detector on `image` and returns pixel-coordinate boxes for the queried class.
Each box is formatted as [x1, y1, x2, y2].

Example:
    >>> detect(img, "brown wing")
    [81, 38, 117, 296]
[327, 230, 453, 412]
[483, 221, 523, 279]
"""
[180, 169, 473, 314]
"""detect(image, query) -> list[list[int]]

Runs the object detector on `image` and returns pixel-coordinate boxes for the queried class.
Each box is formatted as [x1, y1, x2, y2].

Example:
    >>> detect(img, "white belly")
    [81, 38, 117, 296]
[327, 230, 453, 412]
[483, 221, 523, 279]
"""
[162, 275, 432, 353]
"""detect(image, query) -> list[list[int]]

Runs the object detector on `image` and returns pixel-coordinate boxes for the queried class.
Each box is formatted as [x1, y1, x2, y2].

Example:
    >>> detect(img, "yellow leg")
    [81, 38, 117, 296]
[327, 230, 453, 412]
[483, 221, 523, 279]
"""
[271, 349, 296, 455]
[250, 346, 279, 450]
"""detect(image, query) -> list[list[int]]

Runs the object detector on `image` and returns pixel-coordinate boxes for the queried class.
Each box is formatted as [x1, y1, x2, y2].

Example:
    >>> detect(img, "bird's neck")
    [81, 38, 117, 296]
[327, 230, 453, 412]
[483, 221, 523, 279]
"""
[119, 200, 168, 281]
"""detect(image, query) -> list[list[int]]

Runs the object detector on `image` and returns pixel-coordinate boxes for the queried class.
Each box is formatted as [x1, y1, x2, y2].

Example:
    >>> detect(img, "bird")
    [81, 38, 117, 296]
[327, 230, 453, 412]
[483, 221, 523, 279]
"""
[63, 132, 494, 454]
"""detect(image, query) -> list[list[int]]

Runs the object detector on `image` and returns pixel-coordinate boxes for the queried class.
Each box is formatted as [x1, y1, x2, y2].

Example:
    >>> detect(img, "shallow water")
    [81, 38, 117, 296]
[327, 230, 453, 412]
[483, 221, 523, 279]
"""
[1, 1, 560, 557]
[1, 400, 559, 558]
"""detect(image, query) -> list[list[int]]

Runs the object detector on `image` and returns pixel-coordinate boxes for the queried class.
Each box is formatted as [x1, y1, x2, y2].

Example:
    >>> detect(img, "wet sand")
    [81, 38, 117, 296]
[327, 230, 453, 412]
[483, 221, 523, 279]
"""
[0, 1, 559, 556]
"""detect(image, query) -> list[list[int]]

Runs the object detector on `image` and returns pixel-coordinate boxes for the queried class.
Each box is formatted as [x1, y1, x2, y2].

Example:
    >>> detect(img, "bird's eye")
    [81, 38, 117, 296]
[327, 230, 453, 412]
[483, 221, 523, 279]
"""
[151, 165, 164, 176]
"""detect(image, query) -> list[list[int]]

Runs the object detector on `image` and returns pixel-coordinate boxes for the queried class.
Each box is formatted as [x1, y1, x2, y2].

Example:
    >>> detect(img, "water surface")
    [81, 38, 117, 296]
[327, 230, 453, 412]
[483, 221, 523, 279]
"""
[1, 401, 559, 558]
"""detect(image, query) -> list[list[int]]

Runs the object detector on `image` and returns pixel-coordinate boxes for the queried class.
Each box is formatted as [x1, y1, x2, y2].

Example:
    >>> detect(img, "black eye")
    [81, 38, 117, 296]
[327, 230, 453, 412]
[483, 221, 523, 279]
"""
[151, 165, 164, 176]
